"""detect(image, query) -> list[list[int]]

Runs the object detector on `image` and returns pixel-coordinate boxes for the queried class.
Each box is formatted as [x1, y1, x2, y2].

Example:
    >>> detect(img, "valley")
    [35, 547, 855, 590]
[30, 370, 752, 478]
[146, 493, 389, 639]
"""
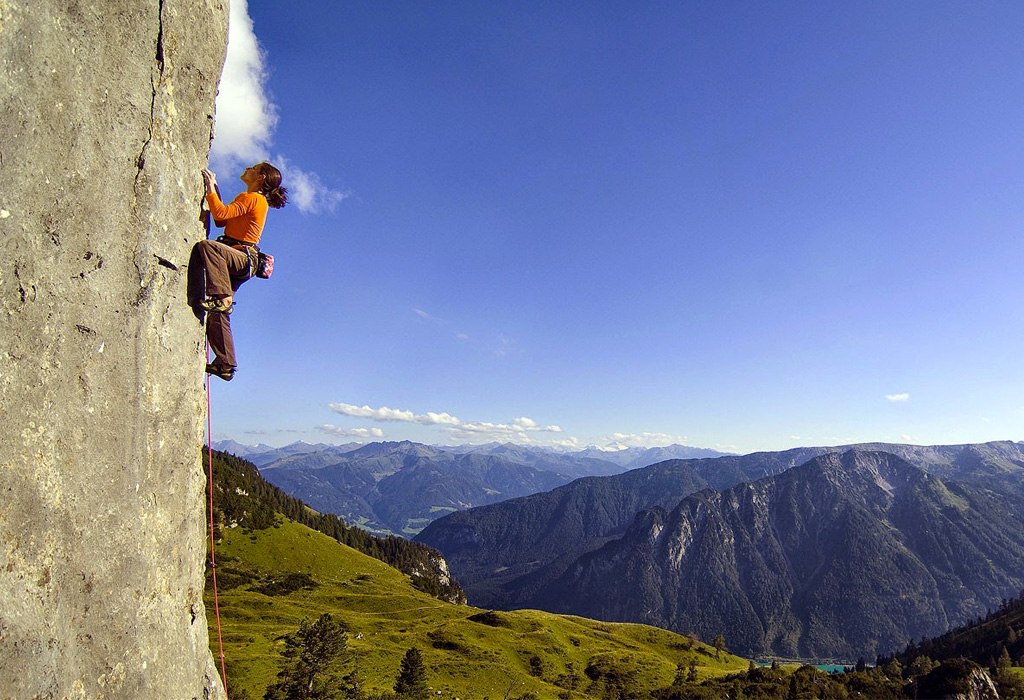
[209, 440, 1024, 697]
[417, 441, 1024, 660]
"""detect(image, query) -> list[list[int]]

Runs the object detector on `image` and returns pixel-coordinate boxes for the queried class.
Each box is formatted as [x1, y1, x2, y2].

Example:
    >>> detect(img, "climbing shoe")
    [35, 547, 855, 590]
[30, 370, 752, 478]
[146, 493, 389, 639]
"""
[206, 364, 236, 381]
[199, 296, 233, 313]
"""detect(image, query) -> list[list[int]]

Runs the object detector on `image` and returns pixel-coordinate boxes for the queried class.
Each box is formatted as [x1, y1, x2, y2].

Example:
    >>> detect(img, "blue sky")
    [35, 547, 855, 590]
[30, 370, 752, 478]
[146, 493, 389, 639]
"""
[207, 0, 1024, 454]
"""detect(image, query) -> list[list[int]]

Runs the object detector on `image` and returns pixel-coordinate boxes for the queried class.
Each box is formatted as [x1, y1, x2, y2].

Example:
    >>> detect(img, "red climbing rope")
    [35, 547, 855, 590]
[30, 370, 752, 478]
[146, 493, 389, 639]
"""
[206, 348, 229, 698]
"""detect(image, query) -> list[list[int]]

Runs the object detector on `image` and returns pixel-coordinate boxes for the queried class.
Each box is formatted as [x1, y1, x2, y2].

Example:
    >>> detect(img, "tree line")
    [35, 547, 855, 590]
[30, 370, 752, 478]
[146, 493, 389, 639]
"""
[240, 615, 1022, 700]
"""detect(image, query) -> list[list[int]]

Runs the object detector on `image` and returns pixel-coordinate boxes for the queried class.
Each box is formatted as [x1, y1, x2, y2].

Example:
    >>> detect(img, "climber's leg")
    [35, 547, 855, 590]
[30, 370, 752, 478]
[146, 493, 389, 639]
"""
[189, 240, 249, 303]
[206, 310, 236, 371]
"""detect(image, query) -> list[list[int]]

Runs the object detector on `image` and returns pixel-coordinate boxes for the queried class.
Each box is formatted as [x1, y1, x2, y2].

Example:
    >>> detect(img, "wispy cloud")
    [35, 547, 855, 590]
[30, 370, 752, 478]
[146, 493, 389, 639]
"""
[276, 157, 349, 214]
[210, 0, 344, 214]
[327, 402, 562, 443]
[495, 334, 521, 357]
[412, 309, 481, 344]
[316, 424, 385, 439]
[885, 393, 911, 403]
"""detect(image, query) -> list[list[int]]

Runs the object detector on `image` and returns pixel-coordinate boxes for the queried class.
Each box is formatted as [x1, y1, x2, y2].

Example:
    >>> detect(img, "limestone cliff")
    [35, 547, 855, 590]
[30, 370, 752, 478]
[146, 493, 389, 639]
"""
[0, 1, 229, 698]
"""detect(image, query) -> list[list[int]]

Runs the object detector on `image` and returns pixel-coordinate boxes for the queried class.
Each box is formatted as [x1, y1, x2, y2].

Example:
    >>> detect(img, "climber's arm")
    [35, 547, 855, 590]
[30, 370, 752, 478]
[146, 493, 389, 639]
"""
[202, 169, 256, 222]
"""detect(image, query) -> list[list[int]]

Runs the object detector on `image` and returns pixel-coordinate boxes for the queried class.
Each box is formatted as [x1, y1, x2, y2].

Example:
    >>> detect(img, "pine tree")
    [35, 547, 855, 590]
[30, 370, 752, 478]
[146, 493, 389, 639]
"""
[998, 646, 1012, 670]
[263, 614, 349, 700]
[394, 647, 429, 699]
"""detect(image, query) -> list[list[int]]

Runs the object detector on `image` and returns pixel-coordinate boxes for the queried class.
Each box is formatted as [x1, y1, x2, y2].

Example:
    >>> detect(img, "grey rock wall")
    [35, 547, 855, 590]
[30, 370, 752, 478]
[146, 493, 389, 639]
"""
[0, 1, 229, 698]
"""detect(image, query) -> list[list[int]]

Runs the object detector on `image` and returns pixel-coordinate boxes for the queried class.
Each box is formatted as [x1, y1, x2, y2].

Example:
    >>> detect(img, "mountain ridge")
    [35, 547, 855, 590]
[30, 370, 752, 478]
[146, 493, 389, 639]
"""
[417, 441, 1024, 659]
[213, 439, 731, 535]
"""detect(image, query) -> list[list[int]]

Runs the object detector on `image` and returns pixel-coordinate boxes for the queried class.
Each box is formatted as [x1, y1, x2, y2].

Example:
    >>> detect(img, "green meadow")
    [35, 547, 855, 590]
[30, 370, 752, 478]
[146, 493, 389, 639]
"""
[204, 516, 749, 699]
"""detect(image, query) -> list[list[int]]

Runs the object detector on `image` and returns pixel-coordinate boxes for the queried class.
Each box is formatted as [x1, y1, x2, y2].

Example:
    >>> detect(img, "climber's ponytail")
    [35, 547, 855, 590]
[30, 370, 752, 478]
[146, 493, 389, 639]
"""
[255, 162, 288, 209]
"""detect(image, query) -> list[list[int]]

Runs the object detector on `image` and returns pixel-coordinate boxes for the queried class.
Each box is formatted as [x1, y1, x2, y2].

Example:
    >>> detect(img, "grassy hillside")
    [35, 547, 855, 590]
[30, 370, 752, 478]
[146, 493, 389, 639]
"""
[209, 449, 464, 603]
[204, 516, 749, 699]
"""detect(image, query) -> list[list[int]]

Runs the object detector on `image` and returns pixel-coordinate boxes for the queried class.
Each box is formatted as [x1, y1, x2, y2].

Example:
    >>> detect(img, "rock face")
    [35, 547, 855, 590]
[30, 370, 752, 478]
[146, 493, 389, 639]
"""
[0, 2, 228, 698]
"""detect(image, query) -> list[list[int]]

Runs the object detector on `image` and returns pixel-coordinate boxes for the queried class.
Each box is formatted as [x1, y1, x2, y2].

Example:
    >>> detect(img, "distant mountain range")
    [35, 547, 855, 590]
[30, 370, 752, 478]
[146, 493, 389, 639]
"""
[416, 441, 1024, 660]
[212, 439, 729, 535]
[211, 439, 361, 467]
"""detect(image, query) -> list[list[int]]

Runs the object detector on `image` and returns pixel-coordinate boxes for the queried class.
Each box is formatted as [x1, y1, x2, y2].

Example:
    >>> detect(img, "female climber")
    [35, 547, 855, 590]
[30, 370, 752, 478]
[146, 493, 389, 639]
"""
[188, 161, 288, 381]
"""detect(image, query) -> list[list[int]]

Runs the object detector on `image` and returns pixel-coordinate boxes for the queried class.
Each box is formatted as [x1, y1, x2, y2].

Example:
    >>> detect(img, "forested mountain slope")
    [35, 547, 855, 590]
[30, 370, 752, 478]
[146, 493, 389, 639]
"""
[417, 441, 1024, 610]
[894, 590, 1024, 669]
[416, 446, 838, 606]
[241, 440, 729, 536]
[209, 450, 465, 603]
[526, 450, 1024, 659]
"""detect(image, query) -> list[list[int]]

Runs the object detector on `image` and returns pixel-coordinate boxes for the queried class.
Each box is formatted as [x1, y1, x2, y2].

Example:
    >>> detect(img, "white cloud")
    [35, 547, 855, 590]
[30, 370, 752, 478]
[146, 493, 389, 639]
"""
[329, 403, 419, 423]
[316, 424, 385, 439]
[210, 0, 345, 214]
[276, 157, 349, 214]
[327, 402, 562, 444]
[209, 0, 275, 169]
[885, 393, 911, 403]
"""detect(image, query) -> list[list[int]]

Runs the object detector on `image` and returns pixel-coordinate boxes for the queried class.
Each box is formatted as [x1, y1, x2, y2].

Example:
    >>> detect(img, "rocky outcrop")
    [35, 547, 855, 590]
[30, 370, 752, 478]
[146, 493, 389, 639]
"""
[0, 1, 228, 698]
[916, 659, 1000, 700]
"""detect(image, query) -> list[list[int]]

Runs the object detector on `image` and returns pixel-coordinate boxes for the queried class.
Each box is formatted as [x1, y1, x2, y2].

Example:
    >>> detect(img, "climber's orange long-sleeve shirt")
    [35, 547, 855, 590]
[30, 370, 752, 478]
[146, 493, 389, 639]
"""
[206, 190, 268, 244]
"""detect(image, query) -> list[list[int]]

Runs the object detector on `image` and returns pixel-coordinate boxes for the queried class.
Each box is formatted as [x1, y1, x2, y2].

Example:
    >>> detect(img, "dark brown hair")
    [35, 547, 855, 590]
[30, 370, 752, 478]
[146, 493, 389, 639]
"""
[256, 162, 288, 209]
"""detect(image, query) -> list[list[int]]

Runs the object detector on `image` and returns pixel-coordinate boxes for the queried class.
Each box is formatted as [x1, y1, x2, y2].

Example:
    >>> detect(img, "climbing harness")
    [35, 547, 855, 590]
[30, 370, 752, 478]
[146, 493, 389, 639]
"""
[205, 344, 229, 698]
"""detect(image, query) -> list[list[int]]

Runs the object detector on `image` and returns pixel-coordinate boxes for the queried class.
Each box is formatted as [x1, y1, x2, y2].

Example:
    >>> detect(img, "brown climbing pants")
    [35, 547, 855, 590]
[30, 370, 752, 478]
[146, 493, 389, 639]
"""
[187, 239, 252, 368]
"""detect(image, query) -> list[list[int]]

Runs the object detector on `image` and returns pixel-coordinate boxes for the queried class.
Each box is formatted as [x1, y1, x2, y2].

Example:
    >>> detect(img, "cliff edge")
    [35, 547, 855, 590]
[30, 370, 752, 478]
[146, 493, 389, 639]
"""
[0, 2, 229, 697]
